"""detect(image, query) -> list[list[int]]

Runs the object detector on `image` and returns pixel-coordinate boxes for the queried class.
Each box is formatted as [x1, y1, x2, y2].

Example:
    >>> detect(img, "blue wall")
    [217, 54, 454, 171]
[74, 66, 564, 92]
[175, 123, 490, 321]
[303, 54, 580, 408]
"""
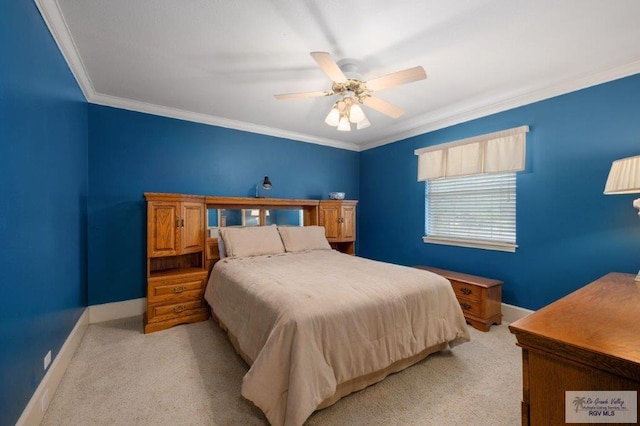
[0, 2, 88, 424]
[87, 105, 359, 305]
[359, 74, 640, 310]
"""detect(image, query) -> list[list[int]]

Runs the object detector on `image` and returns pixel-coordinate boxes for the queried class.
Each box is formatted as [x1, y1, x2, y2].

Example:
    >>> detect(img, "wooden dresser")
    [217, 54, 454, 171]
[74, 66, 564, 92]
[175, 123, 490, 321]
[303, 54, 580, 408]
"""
[509, 273, 640, 425]
[416, 266, 502, 331]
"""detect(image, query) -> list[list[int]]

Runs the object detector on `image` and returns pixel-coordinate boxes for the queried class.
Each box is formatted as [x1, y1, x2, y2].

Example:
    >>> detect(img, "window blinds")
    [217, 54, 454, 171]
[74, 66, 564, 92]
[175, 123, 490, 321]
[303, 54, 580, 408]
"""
[415, 126, 529, 181]
[425, 173, 517, 251]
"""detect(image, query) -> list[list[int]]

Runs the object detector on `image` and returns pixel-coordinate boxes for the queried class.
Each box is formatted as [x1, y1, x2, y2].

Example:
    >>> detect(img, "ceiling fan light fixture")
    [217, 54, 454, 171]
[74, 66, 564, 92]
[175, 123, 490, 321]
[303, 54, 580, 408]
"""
[356, 116, 371, 130]
[274, 52, 427, 132]
[337, 116, 351, 131]
[349, 104, 365, 123]
[324, 107, 340, 126]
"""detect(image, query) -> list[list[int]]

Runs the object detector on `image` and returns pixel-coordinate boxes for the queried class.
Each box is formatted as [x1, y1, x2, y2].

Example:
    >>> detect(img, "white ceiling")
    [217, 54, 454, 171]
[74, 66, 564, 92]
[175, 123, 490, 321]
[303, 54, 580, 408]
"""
[36, 0, 640, 151]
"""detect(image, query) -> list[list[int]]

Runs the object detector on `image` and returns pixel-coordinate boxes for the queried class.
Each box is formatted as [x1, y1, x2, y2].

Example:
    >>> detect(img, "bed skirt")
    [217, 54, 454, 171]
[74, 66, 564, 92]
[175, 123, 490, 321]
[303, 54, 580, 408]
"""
[211, 312, 449, 414]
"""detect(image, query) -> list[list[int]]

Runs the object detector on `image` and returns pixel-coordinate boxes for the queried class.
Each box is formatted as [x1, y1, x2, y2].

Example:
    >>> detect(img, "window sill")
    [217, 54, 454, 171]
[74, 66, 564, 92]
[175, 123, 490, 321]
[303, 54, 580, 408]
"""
[422, 236, 517, 253]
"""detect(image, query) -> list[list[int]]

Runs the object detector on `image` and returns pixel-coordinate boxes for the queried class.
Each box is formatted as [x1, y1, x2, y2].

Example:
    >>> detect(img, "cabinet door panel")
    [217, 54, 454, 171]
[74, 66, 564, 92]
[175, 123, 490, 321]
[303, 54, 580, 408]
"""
[341, 205, 356, 240]
[320, 205, 340, 240]
[148, 202, 179, 257]
[182, 202, 204, 253]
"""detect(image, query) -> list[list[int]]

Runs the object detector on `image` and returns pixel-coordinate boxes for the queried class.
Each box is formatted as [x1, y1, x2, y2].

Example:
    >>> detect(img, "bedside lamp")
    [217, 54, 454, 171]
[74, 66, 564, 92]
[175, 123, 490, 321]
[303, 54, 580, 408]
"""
[255, 176, 272, 198]
[604, 155, 640, 214]
[604, 154, 640, 281]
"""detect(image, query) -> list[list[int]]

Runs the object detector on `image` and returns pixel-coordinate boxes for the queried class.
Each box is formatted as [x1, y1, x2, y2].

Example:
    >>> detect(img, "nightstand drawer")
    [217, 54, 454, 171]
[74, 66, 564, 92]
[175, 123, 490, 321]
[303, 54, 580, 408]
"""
[147, 273, 207, 304]
[147, 299, 207, 323]
[457, 298, 482, 316]
[450, 280, 481, 301]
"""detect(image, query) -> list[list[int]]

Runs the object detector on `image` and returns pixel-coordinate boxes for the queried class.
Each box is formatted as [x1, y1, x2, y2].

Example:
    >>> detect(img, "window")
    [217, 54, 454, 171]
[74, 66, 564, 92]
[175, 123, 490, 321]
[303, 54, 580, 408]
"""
[415, 125, 528, 252]
[425, 173, 517, 252]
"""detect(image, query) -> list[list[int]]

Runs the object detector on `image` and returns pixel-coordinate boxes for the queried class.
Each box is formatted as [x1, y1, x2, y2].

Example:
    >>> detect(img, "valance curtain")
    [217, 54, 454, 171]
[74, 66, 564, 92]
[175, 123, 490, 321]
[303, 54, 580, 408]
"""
[415, 126, 529, 181]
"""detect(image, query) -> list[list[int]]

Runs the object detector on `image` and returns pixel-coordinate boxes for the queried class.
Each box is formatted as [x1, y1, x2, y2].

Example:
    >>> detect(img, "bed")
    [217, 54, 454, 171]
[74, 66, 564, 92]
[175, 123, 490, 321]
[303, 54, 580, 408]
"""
[204, 225, 470, 426]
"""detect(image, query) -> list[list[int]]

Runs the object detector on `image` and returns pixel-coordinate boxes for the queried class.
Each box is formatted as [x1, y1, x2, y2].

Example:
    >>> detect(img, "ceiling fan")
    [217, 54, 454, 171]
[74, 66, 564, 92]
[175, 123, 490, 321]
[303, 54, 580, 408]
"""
[274, 52, 427, 131]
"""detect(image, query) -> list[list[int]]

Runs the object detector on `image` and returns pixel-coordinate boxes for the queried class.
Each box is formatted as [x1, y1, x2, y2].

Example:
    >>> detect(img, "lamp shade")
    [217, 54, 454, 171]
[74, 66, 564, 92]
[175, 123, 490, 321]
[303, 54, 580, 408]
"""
[356, 116, 371, 130]
[337, 116, 351, 131]
[324, 107, 340, 127]
[349, 104, 365, 123]
[262, 176, 272, 189]
[604, 155, 640, 194]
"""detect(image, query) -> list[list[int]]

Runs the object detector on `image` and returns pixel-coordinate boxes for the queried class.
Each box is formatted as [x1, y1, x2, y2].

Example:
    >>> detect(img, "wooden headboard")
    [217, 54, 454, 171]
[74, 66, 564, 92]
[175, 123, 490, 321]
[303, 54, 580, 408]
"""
[204, 196, 320, 272]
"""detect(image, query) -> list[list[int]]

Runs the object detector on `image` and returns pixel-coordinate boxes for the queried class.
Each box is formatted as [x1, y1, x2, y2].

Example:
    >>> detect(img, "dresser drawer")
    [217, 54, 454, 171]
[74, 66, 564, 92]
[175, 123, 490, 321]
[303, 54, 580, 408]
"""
[450, 279, 482, 301]
[147, 299, 207, 323]
[457, 298, 482, 317]
[147, 273, 207, 304]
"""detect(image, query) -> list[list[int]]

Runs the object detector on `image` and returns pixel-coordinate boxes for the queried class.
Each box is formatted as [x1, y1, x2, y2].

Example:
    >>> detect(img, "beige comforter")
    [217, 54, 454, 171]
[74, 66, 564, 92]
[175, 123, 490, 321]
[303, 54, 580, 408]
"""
[204, 250, 470, 426]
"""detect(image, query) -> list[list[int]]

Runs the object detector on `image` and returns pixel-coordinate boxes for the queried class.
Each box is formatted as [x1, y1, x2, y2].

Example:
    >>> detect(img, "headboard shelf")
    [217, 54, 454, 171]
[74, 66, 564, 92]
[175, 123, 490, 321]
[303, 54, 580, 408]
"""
[203, 196, 323, 271]
[205, 196, 319, 209]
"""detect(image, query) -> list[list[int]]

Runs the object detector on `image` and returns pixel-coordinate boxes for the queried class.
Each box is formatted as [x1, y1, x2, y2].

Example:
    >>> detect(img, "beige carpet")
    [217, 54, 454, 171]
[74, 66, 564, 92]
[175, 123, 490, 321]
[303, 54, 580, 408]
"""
[42, 316, 522, 425]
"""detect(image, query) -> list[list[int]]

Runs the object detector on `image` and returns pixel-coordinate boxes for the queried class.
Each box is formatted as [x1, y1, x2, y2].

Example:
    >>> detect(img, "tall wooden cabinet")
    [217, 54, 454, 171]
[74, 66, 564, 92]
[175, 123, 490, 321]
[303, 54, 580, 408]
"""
[319, 200, 357, 254]
[144, 193, 209, 333]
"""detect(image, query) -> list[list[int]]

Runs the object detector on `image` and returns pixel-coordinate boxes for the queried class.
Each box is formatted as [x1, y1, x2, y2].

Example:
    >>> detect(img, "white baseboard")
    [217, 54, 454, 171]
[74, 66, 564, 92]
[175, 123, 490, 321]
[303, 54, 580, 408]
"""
[502, 302, 534, 324]
[88, 297, 146, 323]
[16, 308, 89, 426]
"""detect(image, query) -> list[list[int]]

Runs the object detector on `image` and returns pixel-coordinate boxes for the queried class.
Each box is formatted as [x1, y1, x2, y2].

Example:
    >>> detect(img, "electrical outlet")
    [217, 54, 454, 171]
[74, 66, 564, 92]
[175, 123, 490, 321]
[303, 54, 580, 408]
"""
[41, 389, 49, 412]
[44, 350, 52, 371]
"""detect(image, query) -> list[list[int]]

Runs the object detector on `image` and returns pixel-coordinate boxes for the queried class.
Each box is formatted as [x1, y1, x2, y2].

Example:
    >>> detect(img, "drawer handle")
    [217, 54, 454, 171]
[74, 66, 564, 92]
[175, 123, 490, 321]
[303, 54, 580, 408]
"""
[460, 302, 472, 311]
[461, 287, 472, 295]
[173, 285, 188, 294]
[173, 305, 186, 313]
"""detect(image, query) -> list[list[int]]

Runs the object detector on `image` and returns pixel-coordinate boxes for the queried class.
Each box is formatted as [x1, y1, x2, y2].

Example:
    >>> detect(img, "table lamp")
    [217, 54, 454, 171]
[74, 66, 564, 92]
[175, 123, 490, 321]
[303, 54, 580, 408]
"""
[255, 176, 272, 198]
[604, 154, 640, 280]
[604, 155, 640, 212]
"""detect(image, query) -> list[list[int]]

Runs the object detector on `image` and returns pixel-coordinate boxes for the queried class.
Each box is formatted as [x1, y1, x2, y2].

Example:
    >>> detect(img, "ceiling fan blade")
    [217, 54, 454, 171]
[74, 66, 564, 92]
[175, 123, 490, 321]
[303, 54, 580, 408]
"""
[362, 96, 405, 119]
[366, 66, 427, 91]
[274, 91, 330, 100]
[310, 52, 348, 83]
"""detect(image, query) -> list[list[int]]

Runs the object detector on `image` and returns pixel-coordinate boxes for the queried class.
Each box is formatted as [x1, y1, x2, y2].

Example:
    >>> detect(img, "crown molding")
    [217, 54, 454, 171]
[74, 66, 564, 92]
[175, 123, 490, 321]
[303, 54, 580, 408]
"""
[361, 61, 640, 151]
[34, 0, 93, 100]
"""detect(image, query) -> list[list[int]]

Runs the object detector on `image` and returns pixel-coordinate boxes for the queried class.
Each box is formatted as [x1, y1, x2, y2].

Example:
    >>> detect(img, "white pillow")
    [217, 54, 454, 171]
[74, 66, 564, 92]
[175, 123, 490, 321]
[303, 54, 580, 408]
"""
[219, 225, 285, 258]
[278, 226, 332, 252]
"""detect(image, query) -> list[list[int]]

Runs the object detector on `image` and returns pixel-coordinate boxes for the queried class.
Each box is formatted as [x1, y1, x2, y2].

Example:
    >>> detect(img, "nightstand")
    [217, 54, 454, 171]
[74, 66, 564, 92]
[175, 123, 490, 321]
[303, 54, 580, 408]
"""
[416, 266, 502, 331]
